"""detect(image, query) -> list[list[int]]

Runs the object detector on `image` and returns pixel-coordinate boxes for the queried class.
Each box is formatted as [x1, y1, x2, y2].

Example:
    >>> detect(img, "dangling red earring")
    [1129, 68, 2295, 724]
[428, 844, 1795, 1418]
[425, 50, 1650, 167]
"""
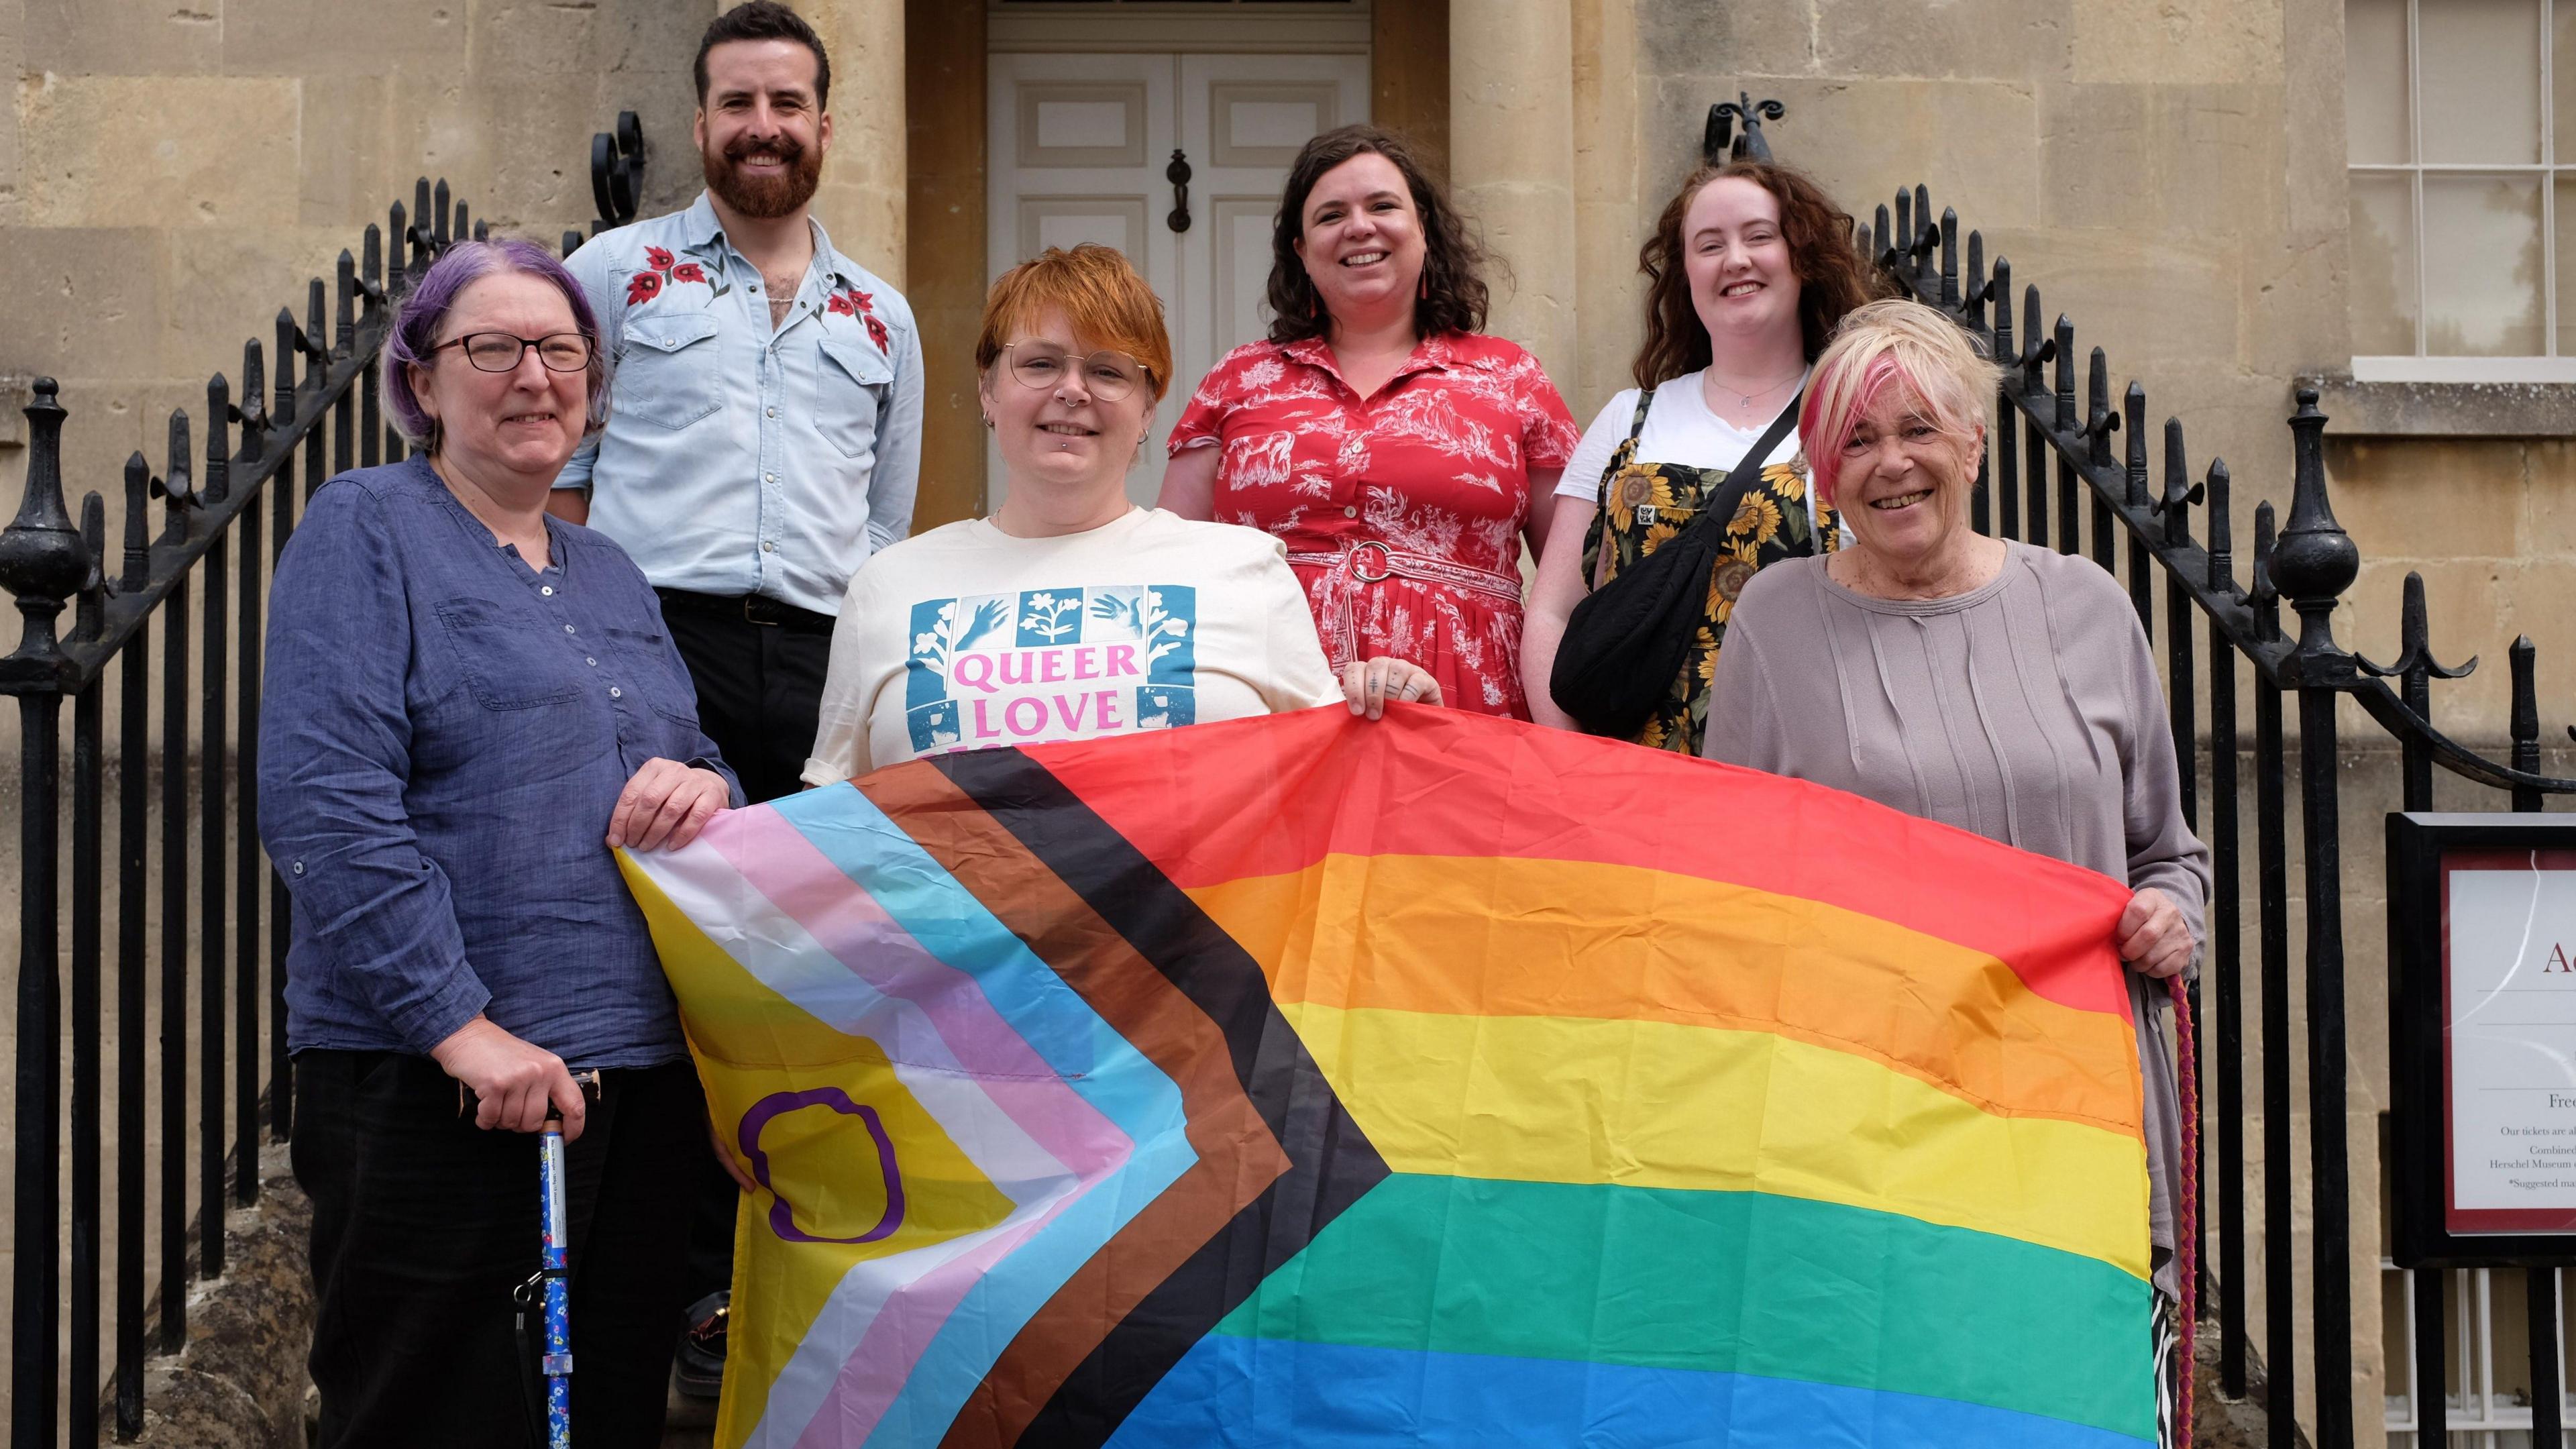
[1417, 269, 1429, 301]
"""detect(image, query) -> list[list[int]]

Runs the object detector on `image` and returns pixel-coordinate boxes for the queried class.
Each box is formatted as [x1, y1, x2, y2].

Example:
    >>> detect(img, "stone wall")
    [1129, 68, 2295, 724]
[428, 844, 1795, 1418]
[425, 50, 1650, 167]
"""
[0, 0, 738, 555]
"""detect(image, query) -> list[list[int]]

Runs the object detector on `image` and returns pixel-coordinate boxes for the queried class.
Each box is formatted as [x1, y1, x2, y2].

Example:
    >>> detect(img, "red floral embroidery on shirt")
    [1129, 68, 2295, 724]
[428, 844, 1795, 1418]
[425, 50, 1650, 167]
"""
[626, 252, 718, 308]
[826, 286, 893, 351]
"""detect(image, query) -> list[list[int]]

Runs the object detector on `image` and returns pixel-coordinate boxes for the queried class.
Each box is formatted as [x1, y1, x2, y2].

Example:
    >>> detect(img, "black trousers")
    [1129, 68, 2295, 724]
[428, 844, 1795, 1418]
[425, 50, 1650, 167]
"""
[292, 1052, 701, 1449]
[658, 599, 835, 809]
[655, 600, 835, 1301]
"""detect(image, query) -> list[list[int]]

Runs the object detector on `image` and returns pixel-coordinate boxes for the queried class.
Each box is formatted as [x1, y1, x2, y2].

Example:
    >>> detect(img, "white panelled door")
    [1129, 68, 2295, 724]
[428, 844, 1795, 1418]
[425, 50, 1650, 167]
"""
[988, 51, 1369, 510]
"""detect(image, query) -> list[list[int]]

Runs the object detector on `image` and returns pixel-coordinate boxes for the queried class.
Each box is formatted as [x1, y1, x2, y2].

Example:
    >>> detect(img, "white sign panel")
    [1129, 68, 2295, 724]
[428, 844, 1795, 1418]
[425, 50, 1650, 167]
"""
[2448, 861, 2576, 1231]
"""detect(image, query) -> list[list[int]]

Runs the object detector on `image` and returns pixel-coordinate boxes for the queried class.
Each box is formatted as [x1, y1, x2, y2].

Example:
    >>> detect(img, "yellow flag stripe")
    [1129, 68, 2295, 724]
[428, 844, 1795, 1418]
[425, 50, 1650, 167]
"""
[1280, 1002, 2151, 1279]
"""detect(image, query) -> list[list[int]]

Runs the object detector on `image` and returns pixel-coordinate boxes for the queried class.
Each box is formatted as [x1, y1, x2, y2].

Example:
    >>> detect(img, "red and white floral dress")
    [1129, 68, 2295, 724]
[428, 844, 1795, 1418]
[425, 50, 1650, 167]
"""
[1169, 332, 1580, 718]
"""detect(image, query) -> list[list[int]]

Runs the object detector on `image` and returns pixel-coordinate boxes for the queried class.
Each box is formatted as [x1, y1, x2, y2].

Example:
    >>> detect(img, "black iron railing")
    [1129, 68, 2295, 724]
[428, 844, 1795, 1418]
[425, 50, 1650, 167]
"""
[0, 176, 484, 1448]
[1, 108, 637, 1445]
[1862, 186, 2576, 1449]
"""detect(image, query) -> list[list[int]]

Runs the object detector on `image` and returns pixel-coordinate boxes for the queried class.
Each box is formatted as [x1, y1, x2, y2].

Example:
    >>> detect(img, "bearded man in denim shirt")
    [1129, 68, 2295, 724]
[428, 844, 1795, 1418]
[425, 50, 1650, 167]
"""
[549, 0, 924, 1397]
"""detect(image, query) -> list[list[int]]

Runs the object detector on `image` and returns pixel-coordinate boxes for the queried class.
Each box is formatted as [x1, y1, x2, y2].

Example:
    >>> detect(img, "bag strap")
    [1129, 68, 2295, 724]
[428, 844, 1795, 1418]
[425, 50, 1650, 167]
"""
[1591, 387, 1660, 509]
[1666, 390, 1804, 549]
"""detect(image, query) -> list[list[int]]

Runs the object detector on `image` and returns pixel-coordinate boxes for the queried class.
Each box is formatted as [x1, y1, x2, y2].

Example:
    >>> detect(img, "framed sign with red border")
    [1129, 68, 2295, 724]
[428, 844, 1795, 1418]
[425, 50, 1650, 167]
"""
[2390, 812, 2576, 1267]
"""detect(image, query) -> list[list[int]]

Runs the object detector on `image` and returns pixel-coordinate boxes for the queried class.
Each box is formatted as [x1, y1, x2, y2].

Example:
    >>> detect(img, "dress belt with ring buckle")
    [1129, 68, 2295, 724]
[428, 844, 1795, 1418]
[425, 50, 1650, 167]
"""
[1287, 542, 1525, 667]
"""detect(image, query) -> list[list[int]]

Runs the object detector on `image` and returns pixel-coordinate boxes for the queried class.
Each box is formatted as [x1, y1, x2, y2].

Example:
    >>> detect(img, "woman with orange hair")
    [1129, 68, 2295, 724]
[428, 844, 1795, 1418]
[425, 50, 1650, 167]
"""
[802, 244, 1436, 784]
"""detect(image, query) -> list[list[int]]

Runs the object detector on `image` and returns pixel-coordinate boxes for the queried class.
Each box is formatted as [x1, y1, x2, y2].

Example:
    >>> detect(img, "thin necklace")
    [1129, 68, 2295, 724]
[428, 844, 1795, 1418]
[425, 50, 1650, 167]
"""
[1706, 365, 1805, 411]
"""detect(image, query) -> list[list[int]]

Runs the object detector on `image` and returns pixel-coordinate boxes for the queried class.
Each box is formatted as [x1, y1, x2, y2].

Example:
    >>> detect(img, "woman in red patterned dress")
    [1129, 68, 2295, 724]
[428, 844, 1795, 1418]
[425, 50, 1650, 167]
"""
[1158, 125, 1579, 719]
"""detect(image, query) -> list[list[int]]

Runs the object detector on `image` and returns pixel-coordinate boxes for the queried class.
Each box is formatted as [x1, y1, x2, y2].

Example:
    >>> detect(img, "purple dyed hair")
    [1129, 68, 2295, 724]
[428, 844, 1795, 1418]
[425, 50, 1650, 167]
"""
[382, 237, 610, 454]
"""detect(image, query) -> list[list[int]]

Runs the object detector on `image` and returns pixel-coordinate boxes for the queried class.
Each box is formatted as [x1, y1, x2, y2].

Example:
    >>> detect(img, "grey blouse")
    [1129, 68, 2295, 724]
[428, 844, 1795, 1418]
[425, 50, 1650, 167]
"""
[1703, 540, 2211, 1296]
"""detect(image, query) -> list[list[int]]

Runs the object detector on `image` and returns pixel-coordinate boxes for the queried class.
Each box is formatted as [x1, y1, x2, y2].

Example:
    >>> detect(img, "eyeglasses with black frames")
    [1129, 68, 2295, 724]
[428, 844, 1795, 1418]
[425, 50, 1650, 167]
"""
[1001, 343, 1152, 403]
[433, 332, 595, 374]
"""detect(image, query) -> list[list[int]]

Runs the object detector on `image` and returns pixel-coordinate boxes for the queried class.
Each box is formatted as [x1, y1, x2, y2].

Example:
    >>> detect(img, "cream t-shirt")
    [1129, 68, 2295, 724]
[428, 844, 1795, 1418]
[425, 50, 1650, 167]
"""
[803, 507, 1342, 783]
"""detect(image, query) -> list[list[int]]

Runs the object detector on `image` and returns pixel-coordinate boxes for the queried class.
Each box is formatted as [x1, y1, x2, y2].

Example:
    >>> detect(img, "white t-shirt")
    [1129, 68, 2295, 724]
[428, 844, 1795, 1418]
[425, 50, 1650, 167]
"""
[803, 507, 1343, 783]
[1554, 370, 1835, 540]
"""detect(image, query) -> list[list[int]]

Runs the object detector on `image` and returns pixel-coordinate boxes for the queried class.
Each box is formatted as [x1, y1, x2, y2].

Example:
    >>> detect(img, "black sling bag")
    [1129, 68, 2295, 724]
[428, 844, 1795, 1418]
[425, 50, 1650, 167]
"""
[1548, 393, 1803, 739]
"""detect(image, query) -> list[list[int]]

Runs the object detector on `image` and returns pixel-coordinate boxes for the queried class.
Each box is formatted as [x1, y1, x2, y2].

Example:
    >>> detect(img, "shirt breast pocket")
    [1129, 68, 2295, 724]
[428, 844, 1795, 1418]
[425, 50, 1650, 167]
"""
[815, 338, 892, 459]
[615, 311, 723, 431]
[600, 622, 705, 729]
[431, 597, 584, 711]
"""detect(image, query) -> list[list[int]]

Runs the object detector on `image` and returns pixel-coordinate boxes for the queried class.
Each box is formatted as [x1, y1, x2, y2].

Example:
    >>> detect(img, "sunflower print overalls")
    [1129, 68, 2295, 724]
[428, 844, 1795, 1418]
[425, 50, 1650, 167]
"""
[1576, 388, 1840, 755]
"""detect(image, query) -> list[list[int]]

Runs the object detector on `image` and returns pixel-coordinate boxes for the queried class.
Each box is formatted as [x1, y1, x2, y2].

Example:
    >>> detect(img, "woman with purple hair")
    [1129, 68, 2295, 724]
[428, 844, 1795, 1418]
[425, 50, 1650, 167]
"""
[259, 237, 740, 1448]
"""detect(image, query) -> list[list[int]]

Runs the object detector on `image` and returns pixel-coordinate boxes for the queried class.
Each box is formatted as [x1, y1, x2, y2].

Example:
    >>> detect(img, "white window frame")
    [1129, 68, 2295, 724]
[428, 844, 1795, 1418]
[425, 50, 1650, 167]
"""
[2386, 1260, 2576, 1447]
[2348, 0, 2576, 384]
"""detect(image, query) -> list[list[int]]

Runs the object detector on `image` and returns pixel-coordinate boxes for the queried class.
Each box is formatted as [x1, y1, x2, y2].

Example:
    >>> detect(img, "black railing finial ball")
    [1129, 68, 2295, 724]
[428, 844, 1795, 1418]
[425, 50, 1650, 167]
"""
[0, 378, 93, 663]
[2270, 388, 2361, 667]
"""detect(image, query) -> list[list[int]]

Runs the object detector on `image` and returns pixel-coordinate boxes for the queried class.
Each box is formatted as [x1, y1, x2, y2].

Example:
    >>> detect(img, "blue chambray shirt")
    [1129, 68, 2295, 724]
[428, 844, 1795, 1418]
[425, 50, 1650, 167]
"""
[555, 193, 925, 616]
[259, 458, 743, 1067]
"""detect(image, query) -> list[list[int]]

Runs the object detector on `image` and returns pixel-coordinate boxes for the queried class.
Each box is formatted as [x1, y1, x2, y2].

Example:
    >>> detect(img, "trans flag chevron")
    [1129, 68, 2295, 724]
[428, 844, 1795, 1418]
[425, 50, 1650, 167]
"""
[613, 706, 2157, 1448]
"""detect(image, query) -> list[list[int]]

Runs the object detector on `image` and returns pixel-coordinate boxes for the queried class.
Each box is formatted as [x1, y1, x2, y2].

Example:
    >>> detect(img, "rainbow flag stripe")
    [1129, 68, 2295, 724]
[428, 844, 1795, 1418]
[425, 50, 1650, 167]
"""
[616, 707, 2154, 1448]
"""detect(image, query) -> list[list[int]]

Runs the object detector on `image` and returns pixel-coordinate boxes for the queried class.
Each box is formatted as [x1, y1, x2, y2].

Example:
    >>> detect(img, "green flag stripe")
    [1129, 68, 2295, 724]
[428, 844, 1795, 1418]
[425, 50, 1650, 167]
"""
[1214, 1173, 2155, 1441]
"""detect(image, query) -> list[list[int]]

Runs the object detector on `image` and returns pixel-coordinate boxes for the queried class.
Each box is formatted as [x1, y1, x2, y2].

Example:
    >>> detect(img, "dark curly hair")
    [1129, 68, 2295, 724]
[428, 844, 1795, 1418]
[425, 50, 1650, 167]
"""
[1631, 160, 1888, 390]
[1266, 125, 1493, 344]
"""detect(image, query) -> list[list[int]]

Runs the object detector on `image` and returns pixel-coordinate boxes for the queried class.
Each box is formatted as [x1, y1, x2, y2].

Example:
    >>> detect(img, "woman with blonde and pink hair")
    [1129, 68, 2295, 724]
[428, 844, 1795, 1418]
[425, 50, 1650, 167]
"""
[1703, 296, 2206, 1446]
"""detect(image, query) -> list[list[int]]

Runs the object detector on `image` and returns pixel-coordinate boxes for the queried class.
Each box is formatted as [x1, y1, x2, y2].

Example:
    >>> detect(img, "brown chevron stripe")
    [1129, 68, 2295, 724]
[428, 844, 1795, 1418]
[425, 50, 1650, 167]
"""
[857, 757, 1299, 1448]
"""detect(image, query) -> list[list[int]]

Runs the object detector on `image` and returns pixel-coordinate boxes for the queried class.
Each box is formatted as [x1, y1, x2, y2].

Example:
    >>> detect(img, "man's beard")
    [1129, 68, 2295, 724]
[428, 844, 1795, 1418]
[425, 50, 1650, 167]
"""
[704, 133, 822, 220]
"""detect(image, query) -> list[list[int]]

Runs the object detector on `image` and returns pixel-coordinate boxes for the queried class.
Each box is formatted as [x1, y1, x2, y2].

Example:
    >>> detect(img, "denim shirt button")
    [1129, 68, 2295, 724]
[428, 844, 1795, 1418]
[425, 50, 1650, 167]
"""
[608, 687, 623, 700]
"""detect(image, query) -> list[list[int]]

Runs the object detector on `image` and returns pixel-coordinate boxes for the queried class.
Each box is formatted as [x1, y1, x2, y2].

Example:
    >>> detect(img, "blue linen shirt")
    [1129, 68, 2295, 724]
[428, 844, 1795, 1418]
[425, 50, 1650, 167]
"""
[258, 458, 742, 1068]
[555, 192, 925, 616]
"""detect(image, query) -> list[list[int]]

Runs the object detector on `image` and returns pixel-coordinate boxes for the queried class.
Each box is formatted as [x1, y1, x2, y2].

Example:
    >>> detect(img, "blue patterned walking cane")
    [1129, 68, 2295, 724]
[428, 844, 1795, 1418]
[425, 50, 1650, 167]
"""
[535, 1106, 573, 1448]
[502, 1069, 597, 1449]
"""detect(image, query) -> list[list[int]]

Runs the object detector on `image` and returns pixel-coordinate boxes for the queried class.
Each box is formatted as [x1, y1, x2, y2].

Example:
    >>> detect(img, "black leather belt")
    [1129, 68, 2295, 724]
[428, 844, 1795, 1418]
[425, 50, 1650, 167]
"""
[654, 588, 836, 635]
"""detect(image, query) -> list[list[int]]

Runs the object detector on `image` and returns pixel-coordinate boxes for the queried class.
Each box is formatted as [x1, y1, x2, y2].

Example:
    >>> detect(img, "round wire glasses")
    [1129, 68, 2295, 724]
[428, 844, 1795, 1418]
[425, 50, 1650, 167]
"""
[1001, 343, 1152, 402]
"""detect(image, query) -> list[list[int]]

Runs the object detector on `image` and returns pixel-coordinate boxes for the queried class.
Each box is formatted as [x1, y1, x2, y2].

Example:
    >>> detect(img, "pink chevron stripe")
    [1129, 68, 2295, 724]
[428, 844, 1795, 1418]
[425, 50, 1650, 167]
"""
[788, 1190, 1099, 1449]
[702, 810, 1139, 1442]
[704, 808, 1132, 1183]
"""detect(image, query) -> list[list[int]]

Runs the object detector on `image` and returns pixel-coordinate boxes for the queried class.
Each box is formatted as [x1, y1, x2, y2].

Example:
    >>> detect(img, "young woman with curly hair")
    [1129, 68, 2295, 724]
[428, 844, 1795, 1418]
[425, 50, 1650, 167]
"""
[1523, 160, 1887, 753]
[1157, 125, 1580, 720]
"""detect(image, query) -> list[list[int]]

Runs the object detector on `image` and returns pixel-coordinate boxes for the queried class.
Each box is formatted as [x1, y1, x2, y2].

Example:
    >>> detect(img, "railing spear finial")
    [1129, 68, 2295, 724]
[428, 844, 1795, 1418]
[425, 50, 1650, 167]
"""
[2358, 570, 2474, 696]
[2510, 638, 2544, 811]
[72, 494, 105, 645]
[2204, 458, 2233, 594]
[205, 369, 235, 509]
[154, 409, 193, 548]
[2252, 500, 2281, 645]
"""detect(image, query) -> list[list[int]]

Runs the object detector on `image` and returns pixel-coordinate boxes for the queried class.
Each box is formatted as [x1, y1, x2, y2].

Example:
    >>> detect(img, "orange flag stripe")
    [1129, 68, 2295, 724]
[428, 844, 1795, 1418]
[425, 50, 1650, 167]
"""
[1034, 708, 2136, 1022]
[1189, 853, 2144, 1134]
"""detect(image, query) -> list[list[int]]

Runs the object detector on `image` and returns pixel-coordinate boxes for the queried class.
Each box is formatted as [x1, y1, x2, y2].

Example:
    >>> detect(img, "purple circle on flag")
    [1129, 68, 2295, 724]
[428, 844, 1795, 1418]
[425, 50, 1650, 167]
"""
[736, 1087, 907, 1244]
